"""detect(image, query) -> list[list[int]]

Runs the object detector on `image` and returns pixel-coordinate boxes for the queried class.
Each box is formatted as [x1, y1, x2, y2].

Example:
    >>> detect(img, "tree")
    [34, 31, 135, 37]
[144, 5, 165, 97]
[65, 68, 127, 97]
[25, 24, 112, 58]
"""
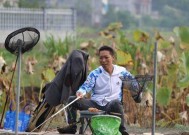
[3, 1, 12, 7]
[101, 6, 137, 29]
[75, 0, 92, 27]
[18, 0, 45, 8]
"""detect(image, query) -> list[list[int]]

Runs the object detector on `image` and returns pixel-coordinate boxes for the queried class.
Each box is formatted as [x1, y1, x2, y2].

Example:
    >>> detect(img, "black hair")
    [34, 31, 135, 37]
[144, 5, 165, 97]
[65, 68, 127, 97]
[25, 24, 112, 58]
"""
[98, 45, 115, 56]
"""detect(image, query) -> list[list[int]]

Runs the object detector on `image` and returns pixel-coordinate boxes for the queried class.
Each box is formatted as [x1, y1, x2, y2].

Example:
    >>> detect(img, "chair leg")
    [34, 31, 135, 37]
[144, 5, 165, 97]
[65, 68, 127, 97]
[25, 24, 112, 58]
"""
[83, 118, 90, 133]
[79, 117, 85, 134]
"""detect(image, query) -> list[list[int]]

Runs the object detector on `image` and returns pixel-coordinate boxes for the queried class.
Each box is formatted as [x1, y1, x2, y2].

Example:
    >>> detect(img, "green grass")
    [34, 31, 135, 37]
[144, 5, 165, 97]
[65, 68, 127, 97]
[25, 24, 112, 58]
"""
[0, 43, 51, 88]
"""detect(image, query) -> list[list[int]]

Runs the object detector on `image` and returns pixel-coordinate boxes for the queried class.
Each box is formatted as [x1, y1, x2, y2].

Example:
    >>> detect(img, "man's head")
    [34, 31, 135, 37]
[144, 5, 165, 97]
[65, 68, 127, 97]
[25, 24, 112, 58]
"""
[98, 45, 115, 71]
[99, 45, 115, 56]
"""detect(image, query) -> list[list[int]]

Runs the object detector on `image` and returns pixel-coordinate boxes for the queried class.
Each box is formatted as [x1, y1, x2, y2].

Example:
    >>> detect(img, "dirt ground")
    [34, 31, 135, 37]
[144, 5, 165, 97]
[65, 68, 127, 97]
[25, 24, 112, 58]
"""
[0, 125, 189, 135]
[41, 118, 189, 135]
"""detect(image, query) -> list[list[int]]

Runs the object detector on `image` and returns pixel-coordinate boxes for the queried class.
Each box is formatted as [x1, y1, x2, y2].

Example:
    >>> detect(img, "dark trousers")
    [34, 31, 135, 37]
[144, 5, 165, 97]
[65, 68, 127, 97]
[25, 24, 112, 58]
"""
[66, 96, 126, 132]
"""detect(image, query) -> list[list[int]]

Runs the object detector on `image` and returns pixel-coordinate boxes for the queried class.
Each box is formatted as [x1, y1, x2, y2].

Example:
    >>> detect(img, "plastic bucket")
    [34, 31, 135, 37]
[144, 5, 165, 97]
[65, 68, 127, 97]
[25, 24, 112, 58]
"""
[90, 115, 121, 135]
[3, 104, 31, 132]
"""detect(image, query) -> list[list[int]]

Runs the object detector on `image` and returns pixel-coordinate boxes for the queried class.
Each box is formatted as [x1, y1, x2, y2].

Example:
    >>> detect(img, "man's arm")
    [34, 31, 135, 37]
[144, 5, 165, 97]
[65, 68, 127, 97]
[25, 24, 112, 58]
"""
[121, 69, 141, 102]
[76, 72, 96, 98]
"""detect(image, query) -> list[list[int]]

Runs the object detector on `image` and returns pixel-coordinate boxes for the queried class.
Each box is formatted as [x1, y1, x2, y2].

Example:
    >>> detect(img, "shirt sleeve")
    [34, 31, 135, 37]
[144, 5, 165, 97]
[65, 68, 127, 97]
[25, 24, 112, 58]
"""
[77, 72, 96, 95]
[121, 69, 139, 91]
[121, 69, 135, 80]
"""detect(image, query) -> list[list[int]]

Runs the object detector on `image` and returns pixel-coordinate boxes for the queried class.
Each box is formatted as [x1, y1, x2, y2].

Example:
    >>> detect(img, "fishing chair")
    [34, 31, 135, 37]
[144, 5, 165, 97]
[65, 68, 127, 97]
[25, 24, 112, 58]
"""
[79, 110, 105, 134]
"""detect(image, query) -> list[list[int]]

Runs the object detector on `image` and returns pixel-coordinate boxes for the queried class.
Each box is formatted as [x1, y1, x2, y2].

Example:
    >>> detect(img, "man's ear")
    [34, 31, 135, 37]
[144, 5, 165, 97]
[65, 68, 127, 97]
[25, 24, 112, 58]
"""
[112, 55, 116, 63]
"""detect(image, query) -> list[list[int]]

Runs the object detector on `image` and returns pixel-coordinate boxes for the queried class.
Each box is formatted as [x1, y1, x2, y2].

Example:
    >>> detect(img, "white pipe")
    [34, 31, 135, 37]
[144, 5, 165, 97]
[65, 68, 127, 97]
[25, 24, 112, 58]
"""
[15, 40, 22, 135]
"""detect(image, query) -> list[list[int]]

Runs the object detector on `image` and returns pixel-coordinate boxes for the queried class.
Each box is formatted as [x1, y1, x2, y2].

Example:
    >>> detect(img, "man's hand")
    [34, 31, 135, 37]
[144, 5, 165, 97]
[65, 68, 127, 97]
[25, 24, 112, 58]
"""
[76, 92, 85, 98]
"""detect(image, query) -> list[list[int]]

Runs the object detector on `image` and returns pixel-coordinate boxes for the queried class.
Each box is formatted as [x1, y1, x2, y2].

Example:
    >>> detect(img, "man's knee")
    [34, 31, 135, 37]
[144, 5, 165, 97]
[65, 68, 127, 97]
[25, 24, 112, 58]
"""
[109, 99, 122, 106]
[106, 99, 123, 113]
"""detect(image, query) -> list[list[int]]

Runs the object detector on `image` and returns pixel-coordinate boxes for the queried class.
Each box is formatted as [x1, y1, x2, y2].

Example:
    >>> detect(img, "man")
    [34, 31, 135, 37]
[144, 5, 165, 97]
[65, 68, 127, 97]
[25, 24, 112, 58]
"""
[57, 45, 139, 135]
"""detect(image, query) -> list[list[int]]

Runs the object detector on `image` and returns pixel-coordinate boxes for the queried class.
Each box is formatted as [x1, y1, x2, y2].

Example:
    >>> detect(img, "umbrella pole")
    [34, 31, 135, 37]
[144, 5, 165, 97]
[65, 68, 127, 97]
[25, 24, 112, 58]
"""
[15, 43, 22, 135]
[152, 41, 158, 135]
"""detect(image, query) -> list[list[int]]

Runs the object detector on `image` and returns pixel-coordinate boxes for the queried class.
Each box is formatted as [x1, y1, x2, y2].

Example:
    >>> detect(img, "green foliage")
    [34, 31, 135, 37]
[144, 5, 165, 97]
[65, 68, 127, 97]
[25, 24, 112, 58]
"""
[180, 52, 189, 75]
[133, 30, 146, 42]
[101, 6, 137, 29]
[3, 1, 12, 7]
[158, 40, 171, 50]
[0, 91, 6, 113]
[174, 124, 189, 131]
[18, 0, 45, 8]
[118, 31, 136, 56]
[159, 6, 183, 29]
[0, 48, 14, 63]
[167, 63, 178, 75]
[39, 68, 55, 100]
[178, 76, 189, 88]
[153, 0, 189, 15]
[167, 63, 178, 87]
[152, 0, 189, 26]
[156, 87, 171, 107]
[43, 34, 70, 57]
[156, 119, 172, 127]
[75, 0, 92, 27]
[115, 10, 137, 29]
[41, 68, 55, 83]
[177, 52, 189, 88]
[186, 94, 189, 107]
[116, 50, 132, 66]
[174, 26, 189, 50]
[140, 15, 159, 28]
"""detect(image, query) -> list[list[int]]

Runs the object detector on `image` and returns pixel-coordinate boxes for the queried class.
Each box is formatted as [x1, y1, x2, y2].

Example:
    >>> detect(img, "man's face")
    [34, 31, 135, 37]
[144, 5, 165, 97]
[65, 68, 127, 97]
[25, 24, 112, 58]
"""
[99, 50, 114, 69]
